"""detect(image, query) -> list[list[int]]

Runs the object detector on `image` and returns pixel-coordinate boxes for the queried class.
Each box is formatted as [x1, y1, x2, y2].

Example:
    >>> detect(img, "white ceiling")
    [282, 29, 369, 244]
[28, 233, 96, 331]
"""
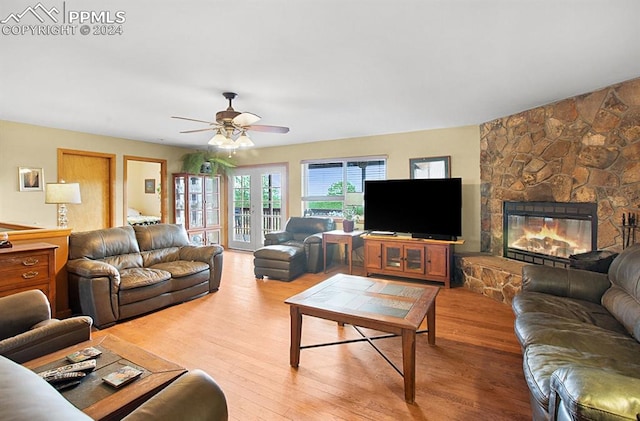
[2, 0, 640, 150]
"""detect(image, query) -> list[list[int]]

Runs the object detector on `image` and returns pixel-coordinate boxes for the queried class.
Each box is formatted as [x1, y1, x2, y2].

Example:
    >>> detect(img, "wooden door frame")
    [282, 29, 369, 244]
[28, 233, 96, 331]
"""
[123, 156, 167, 225]
[58, 148, 116, 227]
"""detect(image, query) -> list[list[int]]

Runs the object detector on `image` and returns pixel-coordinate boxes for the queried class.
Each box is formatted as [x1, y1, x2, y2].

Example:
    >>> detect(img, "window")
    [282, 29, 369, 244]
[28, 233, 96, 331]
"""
[302, 156, 387, 219]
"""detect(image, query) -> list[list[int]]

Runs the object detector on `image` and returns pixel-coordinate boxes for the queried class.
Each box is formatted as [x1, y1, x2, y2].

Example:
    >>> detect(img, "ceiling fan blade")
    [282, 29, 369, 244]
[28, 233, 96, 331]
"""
[246, 124, 290, 134]
[171, 116, 215, 125]
[179, 127, 217, 134]
[233, 112, 261, 127]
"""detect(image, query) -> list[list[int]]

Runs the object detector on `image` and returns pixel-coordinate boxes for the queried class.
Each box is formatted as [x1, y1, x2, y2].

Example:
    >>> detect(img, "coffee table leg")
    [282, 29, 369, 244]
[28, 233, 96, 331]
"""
[402, 329, 416, 403]
[290, 305, 302, 368]
[427, 301, 436, 345]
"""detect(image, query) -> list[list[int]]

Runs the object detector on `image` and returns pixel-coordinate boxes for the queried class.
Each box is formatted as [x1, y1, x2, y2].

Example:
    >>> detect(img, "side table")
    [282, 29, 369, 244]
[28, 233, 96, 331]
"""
[323, 230, 365, 274]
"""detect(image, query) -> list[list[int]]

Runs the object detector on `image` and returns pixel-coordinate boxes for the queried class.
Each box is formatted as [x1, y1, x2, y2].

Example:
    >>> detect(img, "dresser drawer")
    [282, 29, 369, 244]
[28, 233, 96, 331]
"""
[0, 243, 57, 313]
[0, 252, 51, 287]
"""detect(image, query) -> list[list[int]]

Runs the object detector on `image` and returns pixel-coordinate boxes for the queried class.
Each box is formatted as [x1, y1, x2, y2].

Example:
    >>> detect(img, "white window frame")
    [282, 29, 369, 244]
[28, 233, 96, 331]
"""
[301, 155, 387, 217]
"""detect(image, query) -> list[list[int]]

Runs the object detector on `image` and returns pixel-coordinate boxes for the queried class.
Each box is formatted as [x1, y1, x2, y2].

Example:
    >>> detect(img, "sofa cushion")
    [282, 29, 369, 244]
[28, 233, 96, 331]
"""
[0, 355, 91, 420]
[134, 224, 191, 251]
[120, 267, 172, 290]
[515, 312, 637, 353]
[523, 343, 640, 412]
[69, 225, 140, 260]
[151, 260, 209, 278]
[512, 291, 627, 334]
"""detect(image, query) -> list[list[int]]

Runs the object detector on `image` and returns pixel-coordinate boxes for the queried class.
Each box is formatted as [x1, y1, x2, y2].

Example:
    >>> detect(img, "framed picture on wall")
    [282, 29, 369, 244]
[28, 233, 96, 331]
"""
[410, 156, 451, 179]
[19, 167, 44, 191]
[144, 179, 155, 194]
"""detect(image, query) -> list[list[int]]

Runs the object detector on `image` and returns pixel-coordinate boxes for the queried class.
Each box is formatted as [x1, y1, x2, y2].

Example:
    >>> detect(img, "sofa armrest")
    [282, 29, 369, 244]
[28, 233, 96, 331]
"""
[122, 370, 228, 421]
[550, 366, 640, 421]
[303, 232, 323, 245]
[0, 316, 92, 363]
[66, 258, 121, 288]
[522, 265, 611, 304]
[264, 231, 292, 245]
[0, 290, 51, 340]
[179, 245, 224, 291]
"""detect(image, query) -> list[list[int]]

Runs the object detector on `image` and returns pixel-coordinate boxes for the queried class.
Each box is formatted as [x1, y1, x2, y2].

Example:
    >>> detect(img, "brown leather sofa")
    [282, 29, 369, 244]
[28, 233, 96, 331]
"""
[254, 217, 335, 280]
[0, 289, 92, 363]
[512, 244, 640, 420]
[67, 224, 223, 329]
[0, 354, 228, 420]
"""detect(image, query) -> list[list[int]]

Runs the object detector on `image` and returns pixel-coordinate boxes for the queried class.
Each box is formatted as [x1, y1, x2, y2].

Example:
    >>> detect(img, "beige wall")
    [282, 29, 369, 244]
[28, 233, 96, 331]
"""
[1, 120, 481, 251]
[232, 125, 481, 251]
[0, 120, 187, 227]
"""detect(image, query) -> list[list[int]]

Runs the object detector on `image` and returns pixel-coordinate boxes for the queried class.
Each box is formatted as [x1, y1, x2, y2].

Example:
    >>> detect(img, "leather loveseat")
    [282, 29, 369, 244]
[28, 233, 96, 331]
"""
[254, 217, 335, 280]
[512, 244, 640, 421]
[67, 224, 223, 329]
[0, 354, 228, 420]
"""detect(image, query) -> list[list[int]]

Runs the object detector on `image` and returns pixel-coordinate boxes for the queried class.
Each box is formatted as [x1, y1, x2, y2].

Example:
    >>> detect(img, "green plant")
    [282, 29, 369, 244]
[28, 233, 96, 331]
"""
[181, 152, 236, 175]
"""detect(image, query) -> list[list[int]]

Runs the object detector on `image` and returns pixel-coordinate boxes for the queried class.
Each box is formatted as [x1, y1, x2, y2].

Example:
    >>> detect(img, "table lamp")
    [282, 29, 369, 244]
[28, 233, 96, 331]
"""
[45, 181, 82, 228]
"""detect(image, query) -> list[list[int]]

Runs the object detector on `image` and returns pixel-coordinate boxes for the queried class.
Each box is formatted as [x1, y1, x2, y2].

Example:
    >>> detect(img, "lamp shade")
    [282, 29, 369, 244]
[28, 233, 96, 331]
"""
[45, 182, 82, 204]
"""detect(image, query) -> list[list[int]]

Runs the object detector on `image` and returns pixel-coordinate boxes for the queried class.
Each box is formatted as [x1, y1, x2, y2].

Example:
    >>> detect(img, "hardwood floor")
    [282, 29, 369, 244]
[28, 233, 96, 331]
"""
[104, 250, 532, 420]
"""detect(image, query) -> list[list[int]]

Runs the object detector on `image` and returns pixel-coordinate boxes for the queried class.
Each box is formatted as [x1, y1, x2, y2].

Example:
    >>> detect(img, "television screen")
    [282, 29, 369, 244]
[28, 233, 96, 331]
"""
[364, 178, 462, 240]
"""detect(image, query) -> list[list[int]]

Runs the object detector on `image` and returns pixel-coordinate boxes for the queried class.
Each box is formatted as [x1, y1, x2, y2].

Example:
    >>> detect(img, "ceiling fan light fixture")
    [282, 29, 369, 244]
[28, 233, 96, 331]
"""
[218, 136, 238, 150]
[236, 131, 254, 148]
[208, 129, 227, 146]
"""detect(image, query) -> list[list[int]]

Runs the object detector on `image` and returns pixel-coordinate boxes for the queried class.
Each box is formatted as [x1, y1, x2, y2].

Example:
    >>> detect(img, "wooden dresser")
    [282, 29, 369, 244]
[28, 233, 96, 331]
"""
[0, 242, 58, 314]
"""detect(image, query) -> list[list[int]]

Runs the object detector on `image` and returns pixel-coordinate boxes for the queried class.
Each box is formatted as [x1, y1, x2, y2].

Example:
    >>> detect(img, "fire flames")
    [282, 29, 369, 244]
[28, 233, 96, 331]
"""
[511, 220, 589, 258]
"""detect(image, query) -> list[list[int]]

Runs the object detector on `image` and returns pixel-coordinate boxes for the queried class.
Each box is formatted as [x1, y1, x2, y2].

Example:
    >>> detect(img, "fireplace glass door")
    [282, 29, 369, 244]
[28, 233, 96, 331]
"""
[506, 215, 592, 259]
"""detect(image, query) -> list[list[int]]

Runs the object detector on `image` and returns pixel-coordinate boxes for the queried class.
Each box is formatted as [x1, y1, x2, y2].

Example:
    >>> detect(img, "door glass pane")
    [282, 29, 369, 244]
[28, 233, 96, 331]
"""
[384, 246, 402, 269]
[233, 175, 251, 242]
[189, 176, 204, 228]
[205, 176, 219, 227]
[262, 173, 282, 239]
[406, 248, 423, 271]
[175, 176, 185, 225]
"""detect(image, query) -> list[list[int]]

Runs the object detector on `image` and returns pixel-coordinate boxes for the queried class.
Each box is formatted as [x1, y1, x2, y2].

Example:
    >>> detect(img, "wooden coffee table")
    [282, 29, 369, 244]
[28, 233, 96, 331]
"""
[285, 273, 439, 403]
[24, 333, 186, 421]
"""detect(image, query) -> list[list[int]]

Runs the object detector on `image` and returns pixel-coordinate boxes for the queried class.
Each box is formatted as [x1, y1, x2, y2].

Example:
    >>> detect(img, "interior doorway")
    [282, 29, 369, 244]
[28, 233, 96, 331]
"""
[124, 156, 167, 226]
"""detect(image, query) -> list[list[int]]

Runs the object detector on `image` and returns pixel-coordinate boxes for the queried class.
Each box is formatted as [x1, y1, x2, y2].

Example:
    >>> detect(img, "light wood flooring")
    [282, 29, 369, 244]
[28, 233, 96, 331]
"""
[104, 250, 532, 420]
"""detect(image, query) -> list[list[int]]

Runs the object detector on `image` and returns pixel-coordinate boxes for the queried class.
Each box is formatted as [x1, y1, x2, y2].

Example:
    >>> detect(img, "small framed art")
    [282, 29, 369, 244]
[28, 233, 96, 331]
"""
[410, 156, 451, 179]
[144, 179, 156, 194]
[19, 167, 44, 191]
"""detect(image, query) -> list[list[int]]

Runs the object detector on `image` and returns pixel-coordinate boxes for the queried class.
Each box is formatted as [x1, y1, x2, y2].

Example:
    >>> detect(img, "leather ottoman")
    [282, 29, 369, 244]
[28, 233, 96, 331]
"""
[254, 245, 306, 281]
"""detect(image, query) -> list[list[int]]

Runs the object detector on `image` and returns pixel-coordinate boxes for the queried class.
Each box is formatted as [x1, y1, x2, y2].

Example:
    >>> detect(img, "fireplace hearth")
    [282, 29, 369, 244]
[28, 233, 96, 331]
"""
[503, 201, 597, 267]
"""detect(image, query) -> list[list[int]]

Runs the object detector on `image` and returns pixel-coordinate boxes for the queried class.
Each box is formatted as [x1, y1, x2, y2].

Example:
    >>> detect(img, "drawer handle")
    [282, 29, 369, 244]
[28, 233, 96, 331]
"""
[22, 258, 39, 266]
[22, 271, 39, 279]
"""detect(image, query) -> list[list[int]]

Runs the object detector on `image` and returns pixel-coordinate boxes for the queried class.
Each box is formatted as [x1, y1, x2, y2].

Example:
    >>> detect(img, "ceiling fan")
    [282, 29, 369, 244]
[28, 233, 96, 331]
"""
[172, 92, 289, 150]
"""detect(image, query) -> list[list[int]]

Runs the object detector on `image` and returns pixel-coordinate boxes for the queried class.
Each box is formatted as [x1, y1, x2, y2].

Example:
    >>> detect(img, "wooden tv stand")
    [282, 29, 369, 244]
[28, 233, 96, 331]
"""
[363, 234, 464, 288]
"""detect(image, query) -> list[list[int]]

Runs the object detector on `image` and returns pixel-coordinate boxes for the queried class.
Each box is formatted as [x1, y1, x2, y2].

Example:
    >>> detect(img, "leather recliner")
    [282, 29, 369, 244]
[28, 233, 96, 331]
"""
[262, 217, 335, 273]
[0, 289, 92, 363]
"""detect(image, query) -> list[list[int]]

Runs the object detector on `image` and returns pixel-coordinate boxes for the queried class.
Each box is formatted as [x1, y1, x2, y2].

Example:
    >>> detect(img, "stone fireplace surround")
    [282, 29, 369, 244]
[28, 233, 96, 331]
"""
[456, 77, 640, 304]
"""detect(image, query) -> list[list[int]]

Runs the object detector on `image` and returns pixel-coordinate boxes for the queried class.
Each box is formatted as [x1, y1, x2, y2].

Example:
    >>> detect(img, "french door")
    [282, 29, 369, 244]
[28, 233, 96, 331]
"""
[227, 165, 287, 251]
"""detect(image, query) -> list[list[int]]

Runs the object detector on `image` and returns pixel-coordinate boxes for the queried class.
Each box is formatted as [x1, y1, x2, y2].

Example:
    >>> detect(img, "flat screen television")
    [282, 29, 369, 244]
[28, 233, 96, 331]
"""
[364, 178, 462, 240]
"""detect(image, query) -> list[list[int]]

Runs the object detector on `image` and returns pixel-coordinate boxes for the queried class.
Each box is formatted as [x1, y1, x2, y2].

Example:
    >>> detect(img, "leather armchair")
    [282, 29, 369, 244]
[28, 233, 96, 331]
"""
[263, 217, 335, 273]
[0, 290, 92, 363]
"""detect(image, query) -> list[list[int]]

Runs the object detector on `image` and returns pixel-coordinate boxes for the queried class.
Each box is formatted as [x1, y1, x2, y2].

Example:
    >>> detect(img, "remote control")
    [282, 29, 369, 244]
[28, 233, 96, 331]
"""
[37, 359, 97, 378]
[44, 371, 87, 384]
[53, 379, 83, 391]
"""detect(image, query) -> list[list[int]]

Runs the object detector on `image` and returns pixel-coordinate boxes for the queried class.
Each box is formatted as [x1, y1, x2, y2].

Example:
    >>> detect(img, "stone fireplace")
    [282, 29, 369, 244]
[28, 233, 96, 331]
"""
[457, 77, 640, 304]
[503, 201, 597, 267]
